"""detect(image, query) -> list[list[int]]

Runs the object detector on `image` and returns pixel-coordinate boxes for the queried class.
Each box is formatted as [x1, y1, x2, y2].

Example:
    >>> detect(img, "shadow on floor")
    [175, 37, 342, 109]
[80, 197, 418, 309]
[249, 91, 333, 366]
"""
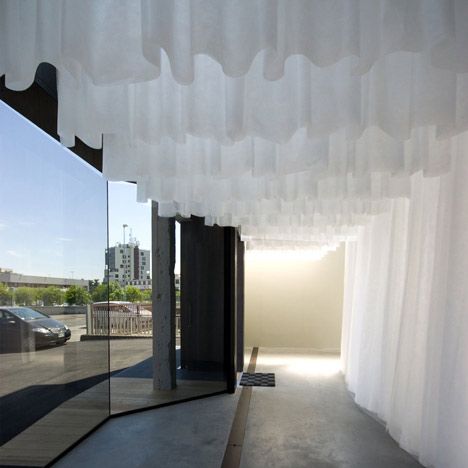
[114, 349, 225, 382]
[0, 372, 111, 445]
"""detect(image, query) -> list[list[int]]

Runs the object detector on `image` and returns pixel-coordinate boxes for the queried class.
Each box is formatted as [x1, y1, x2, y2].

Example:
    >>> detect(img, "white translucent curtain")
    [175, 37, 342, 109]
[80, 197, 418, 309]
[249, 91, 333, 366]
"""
[58, 51, 468, 146]
[3, 0, 468, 89]
[341, 154, 468, 468]
[57, 48, 468, 206]
[2, 1, 468, 226]
[143, 172, 410, 221]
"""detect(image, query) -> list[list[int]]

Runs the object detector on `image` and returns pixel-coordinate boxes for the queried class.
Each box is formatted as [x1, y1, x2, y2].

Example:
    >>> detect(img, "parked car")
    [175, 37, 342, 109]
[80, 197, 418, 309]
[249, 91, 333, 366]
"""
[0, 307, 71, 352]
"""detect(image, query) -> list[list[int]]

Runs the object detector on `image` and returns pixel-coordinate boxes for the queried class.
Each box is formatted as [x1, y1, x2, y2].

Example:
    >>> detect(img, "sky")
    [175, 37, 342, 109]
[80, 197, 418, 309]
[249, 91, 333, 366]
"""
[108, 182, 151, 249]
[0, 101, 179, 281]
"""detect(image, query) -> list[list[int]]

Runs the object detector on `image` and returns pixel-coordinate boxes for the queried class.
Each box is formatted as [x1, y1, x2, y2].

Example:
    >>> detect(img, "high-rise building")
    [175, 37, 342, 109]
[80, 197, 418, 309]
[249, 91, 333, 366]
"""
[104, 240, 150, 287]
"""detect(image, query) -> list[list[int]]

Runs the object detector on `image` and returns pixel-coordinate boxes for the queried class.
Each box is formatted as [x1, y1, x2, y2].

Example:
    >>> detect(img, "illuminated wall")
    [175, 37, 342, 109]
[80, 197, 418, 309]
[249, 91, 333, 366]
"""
[245, 245, 345, 350]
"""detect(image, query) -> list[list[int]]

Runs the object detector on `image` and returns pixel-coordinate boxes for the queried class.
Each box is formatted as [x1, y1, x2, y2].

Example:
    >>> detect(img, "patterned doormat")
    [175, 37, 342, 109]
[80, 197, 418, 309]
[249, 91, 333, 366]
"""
[239, 372, 276, 387]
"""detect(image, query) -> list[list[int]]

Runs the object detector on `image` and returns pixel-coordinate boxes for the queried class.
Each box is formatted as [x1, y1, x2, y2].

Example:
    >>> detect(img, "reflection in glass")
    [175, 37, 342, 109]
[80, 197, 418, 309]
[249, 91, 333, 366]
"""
[0, 100, 230, 465]
[106, 181, 154, 413]
[0, 102, 109, 467]
[107, 186, 227, 414]
[179, 218, 228, 393]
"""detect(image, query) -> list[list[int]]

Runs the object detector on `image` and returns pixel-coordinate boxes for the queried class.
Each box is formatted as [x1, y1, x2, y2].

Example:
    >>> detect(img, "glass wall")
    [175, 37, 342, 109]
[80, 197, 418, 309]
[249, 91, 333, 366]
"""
[107, 188, 228, 414]
[107, 181, 153, 413]
[0, 101, 232, 466]
[0, 102, 109, 467]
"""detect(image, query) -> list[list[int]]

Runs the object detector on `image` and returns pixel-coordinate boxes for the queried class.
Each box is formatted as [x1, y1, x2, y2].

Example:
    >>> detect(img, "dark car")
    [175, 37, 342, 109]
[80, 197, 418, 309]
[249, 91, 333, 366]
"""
[0, 307, 71, 352]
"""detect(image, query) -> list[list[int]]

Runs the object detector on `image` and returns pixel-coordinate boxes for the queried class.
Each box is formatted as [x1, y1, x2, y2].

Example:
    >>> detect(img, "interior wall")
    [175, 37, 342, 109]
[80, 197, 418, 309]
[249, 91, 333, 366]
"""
[245, 245, 345, 350]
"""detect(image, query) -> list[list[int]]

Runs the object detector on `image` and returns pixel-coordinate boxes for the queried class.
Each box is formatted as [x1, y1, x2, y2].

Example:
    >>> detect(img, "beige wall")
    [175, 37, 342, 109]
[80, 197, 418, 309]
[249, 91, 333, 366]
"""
[245, 245, 345, 350]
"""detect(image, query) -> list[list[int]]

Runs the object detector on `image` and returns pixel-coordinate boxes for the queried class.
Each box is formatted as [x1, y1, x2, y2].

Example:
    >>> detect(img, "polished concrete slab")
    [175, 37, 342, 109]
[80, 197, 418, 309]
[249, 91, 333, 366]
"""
[54, 392, 240, 468]
[110, 376, 227, 414]
[53, 349, 422, 468]
[240, 348, 421, 468]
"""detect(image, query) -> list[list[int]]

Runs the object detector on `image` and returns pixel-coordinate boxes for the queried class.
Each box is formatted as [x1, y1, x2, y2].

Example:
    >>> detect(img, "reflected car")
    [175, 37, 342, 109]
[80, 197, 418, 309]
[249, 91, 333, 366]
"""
[0, 307, 71, 352]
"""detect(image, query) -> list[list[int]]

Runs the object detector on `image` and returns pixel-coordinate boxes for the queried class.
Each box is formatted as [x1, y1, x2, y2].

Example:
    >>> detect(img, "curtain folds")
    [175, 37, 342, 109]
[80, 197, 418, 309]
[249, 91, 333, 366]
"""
[1, 1, 467, 229]
[341, 155, 468, 468]
[57, 51, 468, 147]
[2, 0, 468, 88]
[102, 127, 458, 182]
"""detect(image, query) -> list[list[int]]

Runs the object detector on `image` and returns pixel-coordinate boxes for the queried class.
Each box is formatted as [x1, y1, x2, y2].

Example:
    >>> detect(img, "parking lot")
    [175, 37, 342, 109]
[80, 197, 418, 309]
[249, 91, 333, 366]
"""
[0, 312, 152, 398]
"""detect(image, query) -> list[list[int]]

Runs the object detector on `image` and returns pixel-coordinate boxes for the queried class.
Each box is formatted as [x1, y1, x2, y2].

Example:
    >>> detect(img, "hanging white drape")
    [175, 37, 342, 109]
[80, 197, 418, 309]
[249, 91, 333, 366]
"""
[103, 126, 457, 184]
[2, 1, 468, 226]
[104, 129, 466, 222]
[341, 154, 468, 468]
[56, 50, 468, 147]
[3, 0, 468, 89]
[2, 1, 467, 248]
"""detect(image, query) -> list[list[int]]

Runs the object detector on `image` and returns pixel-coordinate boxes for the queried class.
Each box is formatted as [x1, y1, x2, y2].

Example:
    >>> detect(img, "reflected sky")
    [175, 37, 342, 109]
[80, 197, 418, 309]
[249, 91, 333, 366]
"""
[0, 101, 104, 280]
[0, 101, 180, 280]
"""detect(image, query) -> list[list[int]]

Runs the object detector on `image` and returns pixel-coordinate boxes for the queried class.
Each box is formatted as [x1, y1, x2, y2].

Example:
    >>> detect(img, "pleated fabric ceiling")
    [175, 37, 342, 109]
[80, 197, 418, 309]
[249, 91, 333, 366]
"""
[1, 0, 467, 245]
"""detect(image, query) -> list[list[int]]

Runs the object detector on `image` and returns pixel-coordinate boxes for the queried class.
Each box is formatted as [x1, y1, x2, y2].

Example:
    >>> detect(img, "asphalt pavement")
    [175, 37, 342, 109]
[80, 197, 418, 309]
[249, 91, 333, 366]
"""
[0, 310, 154, 447]
[0, 333, 152, 398]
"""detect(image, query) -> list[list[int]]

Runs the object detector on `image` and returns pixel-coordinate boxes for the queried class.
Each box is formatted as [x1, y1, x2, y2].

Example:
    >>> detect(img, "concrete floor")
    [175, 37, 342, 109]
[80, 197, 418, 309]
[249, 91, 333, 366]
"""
[54, 349, 422, 468]
[240, 348, 421, 468]
[54, 393, 240, 468]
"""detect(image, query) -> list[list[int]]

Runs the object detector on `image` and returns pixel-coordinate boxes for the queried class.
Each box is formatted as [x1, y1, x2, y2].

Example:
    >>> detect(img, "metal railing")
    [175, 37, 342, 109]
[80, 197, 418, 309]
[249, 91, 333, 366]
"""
[88, 303, 181, 337]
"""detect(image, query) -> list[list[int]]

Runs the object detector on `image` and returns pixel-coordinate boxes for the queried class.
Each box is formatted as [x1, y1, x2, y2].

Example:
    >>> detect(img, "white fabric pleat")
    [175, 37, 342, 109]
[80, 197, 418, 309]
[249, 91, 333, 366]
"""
[132, 171, 411, 219]
[242, 224, 358, 255]
[2, 0, 468, 88]
[55, 50, 468, 147]
[102, 127, 457, 187]
[1, 1, 467, 231]
[100, 135, 460, 225]
[341, 154, 468, 468]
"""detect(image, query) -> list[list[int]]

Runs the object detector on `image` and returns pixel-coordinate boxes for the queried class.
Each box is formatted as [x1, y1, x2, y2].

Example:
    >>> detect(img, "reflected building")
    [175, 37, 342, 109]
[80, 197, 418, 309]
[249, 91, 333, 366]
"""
[105, 240, 150, 287]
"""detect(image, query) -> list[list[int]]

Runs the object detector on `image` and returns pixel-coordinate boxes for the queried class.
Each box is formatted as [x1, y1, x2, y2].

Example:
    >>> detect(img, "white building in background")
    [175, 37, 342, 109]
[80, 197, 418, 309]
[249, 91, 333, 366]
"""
[105, 239, 150, 288]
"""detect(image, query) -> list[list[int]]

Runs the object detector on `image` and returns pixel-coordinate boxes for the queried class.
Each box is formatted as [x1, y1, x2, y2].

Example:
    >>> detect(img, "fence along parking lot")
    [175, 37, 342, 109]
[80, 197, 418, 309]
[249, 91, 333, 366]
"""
[88, 302, 181, 337]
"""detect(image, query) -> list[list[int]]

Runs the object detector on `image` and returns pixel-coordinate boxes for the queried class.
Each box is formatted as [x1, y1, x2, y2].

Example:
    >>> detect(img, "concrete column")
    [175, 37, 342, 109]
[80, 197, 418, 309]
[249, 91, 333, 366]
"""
[152, 202, 176, 390]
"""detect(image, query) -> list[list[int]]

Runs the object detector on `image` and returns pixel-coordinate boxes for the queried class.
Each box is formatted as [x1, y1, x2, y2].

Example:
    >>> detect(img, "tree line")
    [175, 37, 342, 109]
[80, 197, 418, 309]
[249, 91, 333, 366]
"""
[0, 282, 152, 306]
